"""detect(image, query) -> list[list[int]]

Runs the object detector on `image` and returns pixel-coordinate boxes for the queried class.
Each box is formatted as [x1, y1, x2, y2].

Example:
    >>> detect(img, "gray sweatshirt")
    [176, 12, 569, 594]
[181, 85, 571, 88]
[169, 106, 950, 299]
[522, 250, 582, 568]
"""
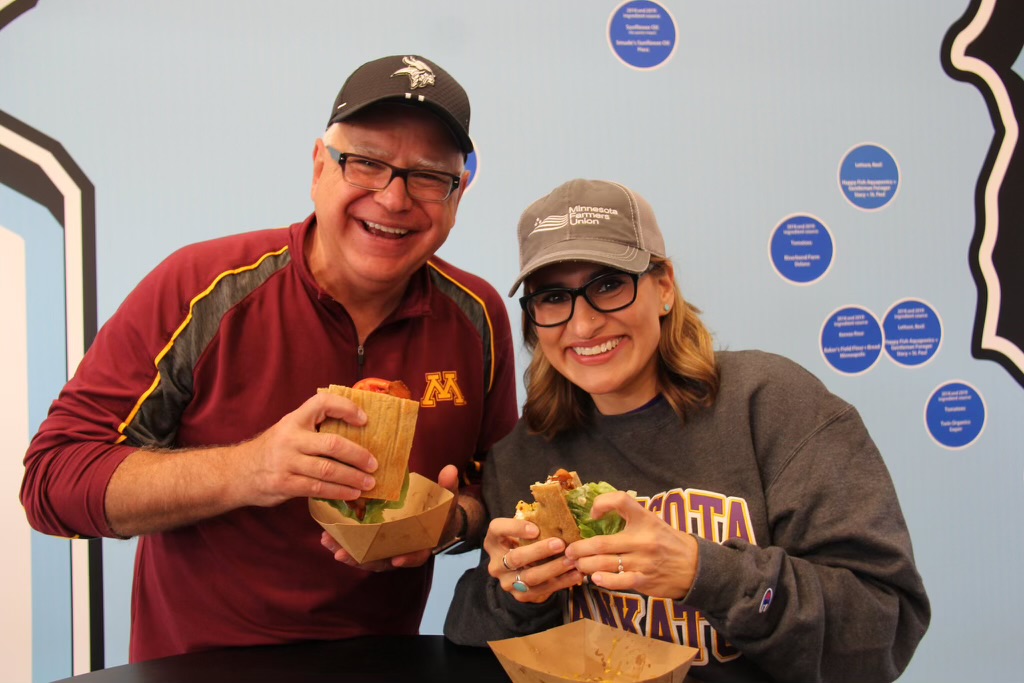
[444, 350, 929, 683]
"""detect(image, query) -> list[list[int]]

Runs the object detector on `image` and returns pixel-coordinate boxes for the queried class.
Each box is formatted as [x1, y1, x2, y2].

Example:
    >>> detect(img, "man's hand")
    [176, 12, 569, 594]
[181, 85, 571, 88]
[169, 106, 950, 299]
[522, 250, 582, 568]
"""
[237, 391, 380, 507]
[105, 391, 380, 537]
[319, 531, 437, 572]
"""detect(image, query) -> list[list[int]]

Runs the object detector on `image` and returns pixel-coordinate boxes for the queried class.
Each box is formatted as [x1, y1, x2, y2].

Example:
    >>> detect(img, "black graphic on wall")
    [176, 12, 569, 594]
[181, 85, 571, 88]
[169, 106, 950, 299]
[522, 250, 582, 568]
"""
[942, 0, 1024, 390]
[0, 0, 104, 672]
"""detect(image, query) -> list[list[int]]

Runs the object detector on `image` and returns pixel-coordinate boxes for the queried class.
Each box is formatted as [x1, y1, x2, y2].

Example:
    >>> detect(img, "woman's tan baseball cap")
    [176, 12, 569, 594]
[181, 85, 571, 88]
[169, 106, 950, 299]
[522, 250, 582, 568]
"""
[509, 179, 666, 296]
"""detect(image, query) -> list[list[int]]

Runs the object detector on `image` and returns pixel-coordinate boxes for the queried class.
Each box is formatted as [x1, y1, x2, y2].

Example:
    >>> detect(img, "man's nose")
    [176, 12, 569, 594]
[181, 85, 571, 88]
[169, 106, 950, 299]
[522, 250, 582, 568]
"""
[374, 174, 414, 211]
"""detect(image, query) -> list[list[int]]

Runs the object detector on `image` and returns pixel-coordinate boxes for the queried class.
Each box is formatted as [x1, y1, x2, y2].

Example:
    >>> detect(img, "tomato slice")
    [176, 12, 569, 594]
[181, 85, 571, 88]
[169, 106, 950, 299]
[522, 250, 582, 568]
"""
[352, 377, 412, 400]
[549, 469, 576, 490]
[352, 378, 391, 394]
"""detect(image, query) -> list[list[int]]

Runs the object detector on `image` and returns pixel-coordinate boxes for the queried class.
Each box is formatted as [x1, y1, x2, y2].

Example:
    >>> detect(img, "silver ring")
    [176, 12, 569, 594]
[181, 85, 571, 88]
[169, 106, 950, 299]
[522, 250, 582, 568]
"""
[502, 552, 515, 572]
[617, 555, 624, 573]
[512, 574, 529, 593]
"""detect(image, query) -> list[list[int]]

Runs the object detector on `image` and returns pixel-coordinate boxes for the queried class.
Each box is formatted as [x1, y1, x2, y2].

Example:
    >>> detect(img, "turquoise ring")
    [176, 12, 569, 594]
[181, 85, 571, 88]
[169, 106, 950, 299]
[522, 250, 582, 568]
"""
[512, 574, 529, 593]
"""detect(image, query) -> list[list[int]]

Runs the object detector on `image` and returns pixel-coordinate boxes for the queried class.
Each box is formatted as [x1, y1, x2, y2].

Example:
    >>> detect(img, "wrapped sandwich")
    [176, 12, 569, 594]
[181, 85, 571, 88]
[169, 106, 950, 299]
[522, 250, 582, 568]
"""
[317, 378, 419, 523]
[514, 469, 626, 544]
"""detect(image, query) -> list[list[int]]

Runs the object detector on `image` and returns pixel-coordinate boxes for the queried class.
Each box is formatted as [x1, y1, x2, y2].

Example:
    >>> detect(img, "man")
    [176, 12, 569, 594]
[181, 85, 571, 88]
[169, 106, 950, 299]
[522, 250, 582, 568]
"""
[20, 54, 518, 662]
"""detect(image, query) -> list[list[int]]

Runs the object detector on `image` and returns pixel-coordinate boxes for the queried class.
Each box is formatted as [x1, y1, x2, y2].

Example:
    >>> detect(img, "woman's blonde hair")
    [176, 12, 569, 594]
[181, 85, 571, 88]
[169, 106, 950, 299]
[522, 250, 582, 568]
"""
[521, 258, 720, 438]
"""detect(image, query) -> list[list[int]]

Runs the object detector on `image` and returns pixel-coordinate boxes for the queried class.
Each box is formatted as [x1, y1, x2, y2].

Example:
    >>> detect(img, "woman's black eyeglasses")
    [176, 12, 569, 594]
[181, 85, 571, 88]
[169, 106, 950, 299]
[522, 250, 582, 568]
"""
[520, 270, 649, 327]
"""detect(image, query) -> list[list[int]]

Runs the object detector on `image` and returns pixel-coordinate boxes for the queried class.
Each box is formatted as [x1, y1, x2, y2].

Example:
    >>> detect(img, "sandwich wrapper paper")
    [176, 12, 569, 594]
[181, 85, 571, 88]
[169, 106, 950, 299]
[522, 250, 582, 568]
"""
[316, 383, 420, 501]
[489, 619, 697, 683]
[310, 473, 454, 563]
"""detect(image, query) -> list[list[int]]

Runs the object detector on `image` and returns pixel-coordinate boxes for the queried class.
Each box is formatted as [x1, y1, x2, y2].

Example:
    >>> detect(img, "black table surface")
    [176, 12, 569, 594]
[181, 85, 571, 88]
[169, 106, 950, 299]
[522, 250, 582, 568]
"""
[52, 636, 513, 683]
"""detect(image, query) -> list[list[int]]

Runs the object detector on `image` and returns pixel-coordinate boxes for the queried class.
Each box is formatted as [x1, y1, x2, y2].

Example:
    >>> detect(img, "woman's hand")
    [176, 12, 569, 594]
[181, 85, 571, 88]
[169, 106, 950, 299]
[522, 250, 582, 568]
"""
[563, 491, 698, 600]
[483, 517, 584, 604]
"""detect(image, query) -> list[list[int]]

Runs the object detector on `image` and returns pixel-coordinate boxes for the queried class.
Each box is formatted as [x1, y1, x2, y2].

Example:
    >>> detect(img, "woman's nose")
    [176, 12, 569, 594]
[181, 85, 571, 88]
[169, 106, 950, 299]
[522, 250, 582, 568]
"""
[567, 296, 603, 334]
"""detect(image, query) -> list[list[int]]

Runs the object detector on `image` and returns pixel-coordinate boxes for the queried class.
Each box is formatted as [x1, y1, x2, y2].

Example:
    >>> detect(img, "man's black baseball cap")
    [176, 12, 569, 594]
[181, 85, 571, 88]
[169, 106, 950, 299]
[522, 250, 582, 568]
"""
[327, 55, 473, 156]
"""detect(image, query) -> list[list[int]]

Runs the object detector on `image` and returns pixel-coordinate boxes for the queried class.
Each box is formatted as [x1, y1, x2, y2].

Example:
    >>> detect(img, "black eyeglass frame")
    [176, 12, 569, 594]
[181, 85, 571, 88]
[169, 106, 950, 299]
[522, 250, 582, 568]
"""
[519, 270, 647, 328]
[325, 145, 462, 202]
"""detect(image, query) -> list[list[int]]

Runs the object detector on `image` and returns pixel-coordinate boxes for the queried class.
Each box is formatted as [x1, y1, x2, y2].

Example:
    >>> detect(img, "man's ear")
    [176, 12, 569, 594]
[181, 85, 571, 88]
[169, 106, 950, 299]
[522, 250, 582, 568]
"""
[310, 139, 326, 200]
[450, 168, 471, 212]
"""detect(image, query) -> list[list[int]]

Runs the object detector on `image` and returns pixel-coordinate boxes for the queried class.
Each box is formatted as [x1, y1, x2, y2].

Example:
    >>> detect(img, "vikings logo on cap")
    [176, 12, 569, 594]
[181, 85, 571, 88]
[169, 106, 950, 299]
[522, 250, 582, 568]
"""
[391, 56, 436, 90]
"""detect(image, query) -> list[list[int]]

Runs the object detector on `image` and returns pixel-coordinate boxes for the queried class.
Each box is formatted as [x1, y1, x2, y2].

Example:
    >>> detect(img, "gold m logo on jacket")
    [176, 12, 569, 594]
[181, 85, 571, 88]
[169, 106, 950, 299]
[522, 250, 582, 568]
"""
[420, 371, 467, 407]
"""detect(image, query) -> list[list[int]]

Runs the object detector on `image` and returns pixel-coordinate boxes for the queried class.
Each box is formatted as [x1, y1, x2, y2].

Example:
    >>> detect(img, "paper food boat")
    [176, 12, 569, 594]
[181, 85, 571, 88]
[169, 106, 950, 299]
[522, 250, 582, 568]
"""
[489, 619, 698, 683]
[310, 473, 454, 563]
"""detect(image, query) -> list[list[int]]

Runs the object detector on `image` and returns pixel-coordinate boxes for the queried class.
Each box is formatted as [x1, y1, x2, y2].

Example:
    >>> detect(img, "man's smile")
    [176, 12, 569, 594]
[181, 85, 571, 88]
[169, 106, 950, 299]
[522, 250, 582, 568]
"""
[363, 220, 410, 239]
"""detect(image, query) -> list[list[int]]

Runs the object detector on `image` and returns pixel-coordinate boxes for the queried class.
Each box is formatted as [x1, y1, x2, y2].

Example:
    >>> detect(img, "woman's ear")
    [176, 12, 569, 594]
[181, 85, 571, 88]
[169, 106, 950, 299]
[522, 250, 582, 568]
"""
[655, 262, 676, 315]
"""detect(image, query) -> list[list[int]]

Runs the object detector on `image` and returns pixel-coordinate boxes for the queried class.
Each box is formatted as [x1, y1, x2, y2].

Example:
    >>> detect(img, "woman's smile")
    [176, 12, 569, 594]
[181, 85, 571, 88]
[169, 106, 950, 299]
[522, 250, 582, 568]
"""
[570, 336, 624, 358]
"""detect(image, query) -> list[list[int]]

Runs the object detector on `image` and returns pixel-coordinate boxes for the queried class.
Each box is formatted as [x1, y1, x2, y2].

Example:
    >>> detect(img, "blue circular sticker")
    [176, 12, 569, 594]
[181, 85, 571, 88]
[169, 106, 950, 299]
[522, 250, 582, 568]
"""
[464, 148, 478, 192]
[820, 306, 883, 375]
[608, 1, 678, 70]
[925, 381, 986, 449]
[883, 299, 942, 367]
[838, 143, 900, 211]
[769, 214, 834, 284]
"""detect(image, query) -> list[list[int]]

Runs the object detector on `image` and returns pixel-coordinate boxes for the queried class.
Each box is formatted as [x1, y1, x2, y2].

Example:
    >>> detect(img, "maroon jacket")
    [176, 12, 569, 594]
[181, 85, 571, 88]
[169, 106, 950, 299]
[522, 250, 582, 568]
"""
[20, 215, 519, 662]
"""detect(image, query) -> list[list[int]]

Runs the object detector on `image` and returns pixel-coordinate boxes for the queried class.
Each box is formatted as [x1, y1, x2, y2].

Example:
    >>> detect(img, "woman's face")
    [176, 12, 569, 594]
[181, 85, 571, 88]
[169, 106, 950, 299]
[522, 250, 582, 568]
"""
[528, 260, 675, 415]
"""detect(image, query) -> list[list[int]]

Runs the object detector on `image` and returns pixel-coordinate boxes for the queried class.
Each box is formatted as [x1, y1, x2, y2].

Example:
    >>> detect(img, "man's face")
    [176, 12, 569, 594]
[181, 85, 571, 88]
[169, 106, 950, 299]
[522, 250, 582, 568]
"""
[309, 104, 467, 298]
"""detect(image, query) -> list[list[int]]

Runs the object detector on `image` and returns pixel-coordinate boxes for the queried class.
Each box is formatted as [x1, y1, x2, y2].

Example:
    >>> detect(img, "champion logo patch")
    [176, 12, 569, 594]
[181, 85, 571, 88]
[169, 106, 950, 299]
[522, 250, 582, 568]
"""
[758, 587, 774, 614]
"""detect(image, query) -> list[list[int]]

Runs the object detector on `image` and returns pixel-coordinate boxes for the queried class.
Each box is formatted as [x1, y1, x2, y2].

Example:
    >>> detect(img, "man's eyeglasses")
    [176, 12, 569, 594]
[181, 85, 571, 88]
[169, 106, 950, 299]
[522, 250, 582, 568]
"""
[325, 146, 461, 202]
[520, 270, 649, 327]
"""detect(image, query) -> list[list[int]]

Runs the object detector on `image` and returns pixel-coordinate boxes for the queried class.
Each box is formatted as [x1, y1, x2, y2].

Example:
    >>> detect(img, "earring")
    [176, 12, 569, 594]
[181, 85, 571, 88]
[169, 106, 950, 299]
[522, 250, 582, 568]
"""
[664, 304, 671, 312]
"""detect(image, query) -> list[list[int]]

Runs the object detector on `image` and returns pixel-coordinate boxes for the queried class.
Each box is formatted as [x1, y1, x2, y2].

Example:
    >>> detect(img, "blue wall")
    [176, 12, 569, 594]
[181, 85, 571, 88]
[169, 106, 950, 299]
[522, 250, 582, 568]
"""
[3, 2, 1022, 681]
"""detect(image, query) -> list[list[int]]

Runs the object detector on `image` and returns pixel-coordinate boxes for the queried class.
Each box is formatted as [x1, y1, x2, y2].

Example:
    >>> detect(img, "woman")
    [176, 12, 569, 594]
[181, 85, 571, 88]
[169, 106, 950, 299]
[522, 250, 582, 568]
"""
[444, 179, 930, 683]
